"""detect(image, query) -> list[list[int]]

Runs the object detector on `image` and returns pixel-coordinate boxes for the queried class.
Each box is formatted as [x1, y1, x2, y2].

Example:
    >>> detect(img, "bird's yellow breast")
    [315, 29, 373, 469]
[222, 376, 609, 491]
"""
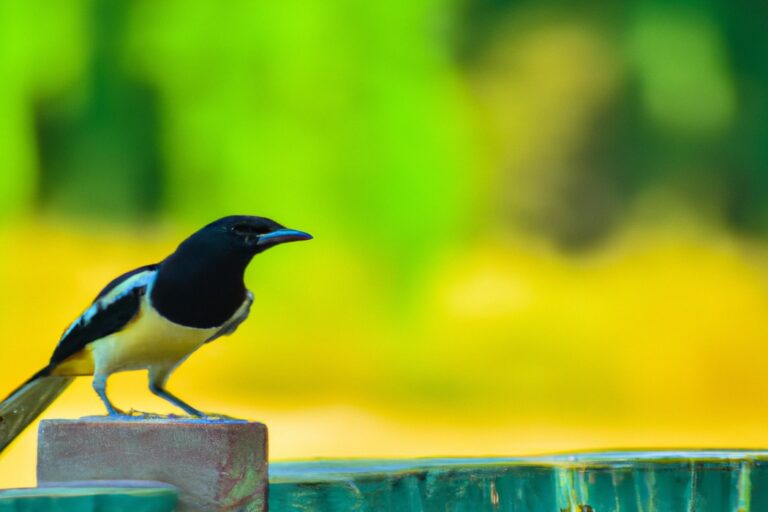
[54, 295, 220, 376]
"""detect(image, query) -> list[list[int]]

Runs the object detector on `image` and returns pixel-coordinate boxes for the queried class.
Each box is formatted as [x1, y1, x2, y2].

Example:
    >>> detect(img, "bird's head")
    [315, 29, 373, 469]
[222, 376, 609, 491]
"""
[189, 215, 313, 256]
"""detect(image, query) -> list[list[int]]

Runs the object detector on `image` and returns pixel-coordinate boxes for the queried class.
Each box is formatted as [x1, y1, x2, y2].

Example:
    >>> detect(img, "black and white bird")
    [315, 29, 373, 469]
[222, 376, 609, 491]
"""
[0, 215, 311, 453]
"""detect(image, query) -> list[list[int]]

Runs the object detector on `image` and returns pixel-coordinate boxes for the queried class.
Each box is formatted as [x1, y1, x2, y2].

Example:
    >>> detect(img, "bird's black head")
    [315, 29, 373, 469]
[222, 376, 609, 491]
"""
[196, 215, 313, 255]
[153, 215, 311, 328]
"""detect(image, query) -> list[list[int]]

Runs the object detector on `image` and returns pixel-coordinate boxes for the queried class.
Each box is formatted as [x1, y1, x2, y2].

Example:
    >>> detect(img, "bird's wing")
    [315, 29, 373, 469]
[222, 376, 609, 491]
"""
[50, 266, 157, 366]
[204, 290, 254, 343]
[93, 264, 158, 302]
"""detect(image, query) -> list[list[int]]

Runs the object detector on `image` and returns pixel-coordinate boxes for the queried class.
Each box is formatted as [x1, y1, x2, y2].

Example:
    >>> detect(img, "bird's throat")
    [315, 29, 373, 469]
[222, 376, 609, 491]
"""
[150, 249, 251, 328]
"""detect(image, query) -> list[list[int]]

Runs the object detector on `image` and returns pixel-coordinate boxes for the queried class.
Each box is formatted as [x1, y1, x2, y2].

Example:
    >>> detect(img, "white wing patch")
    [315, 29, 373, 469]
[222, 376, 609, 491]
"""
[58, 270, 157, 345]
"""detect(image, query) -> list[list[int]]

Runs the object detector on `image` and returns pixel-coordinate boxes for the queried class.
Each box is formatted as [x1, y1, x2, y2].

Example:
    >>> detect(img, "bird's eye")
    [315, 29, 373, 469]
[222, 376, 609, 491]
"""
[231, 223, 264, 236]
[229, 223, 269, 236]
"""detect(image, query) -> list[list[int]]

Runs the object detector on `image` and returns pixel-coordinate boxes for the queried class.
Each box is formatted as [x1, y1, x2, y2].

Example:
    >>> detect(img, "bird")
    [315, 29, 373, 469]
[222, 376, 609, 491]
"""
[0, 215, 312, 454]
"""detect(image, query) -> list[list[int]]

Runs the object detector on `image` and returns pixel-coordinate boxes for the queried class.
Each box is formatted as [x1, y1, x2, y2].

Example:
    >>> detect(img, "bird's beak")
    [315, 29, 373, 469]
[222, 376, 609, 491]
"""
[257, 229, 313, 246]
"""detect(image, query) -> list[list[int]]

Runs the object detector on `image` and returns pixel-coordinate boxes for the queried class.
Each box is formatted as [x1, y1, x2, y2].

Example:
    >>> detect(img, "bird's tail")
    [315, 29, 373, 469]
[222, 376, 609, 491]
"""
[0, 367, 73, 455]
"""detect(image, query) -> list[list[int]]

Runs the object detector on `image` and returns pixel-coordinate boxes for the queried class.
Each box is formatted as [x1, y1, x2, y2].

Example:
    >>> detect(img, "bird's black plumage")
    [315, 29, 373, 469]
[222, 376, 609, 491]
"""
[204, 290, 254, 344]
[0, 215, 311, 453]
[150, 215, 296, 328]
[150, 240, 251, 328]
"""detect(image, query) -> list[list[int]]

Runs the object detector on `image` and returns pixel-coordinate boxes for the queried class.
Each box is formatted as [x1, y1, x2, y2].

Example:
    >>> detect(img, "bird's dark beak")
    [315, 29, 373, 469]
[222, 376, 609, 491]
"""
[257, 229, 313, 247]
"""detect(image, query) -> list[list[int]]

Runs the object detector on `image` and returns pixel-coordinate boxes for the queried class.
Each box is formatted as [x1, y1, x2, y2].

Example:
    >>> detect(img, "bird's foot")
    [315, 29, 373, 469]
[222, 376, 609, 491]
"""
[105, 407, 131, 418]
[125, 409, 214, 420]
[188, 411, 243, 421]
[104, 408, 241, 421]
[164, 409, 208, 419]
[125, 408, 163, 418]
[183, 408, 208, 419]
[167, 411, 246, 421]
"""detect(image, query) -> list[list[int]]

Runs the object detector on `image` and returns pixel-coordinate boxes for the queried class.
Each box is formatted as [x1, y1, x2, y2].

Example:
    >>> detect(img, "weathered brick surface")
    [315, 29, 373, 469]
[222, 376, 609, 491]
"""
[37, 418, 267, 512]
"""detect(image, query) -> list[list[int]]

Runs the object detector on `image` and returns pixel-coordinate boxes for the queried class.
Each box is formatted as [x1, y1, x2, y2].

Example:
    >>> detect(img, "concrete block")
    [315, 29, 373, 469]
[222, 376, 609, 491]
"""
[37, 417, 267, 512]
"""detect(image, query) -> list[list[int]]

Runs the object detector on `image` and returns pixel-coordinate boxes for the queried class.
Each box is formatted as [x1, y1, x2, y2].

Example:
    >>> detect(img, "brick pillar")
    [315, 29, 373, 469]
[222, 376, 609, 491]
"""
[37, 418, 267, 512]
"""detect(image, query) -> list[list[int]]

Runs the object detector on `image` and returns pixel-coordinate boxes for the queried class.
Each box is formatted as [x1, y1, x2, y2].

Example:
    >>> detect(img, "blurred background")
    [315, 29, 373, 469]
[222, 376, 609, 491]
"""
[2, 0, 768, 486]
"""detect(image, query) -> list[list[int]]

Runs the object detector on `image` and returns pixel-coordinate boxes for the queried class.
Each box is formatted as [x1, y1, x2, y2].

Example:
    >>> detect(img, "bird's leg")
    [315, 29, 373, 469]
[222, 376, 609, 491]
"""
[148, 367, 206, 418]
[92, 373, 125, 416]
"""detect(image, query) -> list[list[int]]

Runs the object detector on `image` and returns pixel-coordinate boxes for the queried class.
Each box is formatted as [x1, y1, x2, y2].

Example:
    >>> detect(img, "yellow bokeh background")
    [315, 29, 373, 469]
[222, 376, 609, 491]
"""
[2, 0, 768, 488]
[3, 219, 768, 487]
